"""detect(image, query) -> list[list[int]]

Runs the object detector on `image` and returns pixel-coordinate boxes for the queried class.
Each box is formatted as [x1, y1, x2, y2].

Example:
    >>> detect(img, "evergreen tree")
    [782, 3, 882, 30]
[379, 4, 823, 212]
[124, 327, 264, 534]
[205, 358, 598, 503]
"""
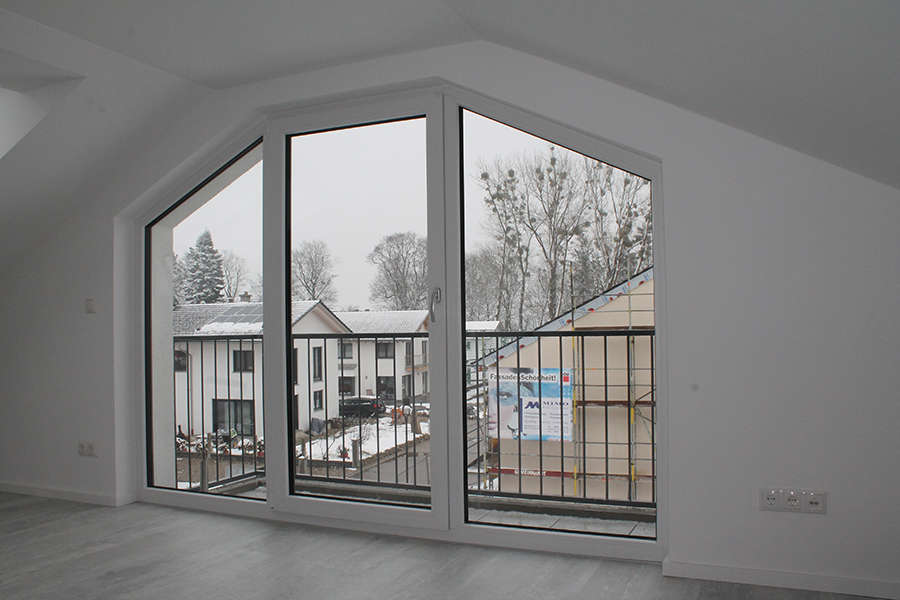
[172, 253, 189, 305]
[184, 229, 225, 304]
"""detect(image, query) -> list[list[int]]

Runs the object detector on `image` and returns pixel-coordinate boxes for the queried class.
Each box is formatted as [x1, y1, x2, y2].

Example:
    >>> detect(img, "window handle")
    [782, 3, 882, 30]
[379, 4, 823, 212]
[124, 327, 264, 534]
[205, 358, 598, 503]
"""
[429, 288, 441, 323]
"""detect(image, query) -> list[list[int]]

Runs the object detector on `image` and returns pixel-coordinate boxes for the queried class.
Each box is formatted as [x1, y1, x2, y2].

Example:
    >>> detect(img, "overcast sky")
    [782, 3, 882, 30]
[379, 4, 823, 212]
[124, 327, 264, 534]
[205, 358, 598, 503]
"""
[173, 111, 554, 310]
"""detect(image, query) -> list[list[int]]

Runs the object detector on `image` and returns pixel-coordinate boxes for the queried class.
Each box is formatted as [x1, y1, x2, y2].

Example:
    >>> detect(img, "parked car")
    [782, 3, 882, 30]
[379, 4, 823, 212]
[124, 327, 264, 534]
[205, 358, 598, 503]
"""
[339, 396, 387, 417]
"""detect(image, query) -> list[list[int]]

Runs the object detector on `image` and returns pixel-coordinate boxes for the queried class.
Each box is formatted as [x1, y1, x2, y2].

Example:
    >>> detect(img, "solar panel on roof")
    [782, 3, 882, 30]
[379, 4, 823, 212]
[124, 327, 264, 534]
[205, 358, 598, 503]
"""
[206, 303, 264, 325]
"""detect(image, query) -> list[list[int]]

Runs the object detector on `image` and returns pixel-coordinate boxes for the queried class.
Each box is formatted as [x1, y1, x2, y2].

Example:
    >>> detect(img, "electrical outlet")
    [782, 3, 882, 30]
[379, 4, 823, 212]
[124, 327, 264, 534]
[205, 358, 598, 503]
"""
[759, 488, 783, 510]
[77, 441, 97, 457]
[761, 487, 825, 513]
[803, 491, 826, 514]
[783, 489, 802, 511]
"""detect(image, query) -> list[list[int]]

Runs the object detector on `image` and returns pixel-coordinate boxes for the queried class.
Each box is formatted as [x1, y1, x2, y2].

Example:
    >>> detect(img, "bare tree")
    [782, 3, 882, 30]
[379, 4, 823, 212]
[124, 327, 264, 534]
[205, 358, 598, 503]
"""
[518, 147, 589, 320]
[471, 146, 652, 330]
[368, 232, 428, 310]
[292, 239, 338, 304]
[249, 272, 264, 303]
[465, 243, 517, 329]
[579, 159, 652, 292]
[477, 147, 588, 325]
[477, 159, 533, 329]
[221, 250, 249, 302]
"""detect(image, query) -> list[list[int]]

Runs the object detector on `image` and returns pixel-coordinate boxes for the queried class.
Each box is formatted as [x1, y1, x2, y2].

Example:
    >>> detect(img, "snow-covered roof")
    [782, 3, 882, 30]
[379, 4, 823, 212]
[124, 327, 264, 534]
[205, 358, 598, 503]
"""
[466, 320, 501, 331]
[290, 301, 319, 326]
[172, 303, 232, 335]
[173, 302, 428, 337]
[173, 300, 332, 337]
[333, 310, 428, 334]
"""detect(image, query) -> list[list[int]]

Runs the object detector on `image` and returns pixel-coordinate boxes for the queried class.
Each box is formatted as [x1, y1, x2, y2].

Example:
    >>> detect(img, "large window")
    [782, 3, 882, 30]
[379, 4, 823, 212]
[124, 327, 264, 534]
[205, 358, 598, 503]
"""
[146, 86, 660, 552]
[287, 115, 432, 508]
[146, 140, 263, 497]
[462, 110, 655, 537]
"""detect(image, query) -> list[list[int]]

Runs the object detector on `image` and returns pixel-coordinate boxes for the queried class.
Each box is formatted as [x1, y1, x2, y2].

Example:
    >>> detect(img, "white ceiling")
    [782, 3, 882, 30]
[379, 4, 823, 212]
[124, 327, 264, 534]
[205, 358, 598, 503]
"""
[1, 0, 899, 271]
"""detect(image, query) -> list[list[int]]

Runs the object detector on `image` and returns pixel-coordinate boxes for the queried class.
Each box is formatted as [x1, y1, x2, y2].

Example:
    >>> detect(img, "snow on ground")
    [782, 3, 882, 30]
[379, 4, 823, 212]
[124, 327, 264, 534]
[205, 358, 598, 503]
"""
[299, 416, 428, 461]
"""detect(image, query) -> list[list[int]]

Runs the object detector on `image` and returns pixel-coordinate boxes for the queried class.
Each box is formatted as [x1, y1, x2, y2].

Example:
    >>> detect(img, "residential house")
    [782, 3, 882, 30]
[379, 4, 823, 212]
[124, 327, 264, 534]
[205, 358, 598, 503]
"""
[170, 302, 430, 446]
[332, 310, 430, 404]
[169, 300, 350, 466]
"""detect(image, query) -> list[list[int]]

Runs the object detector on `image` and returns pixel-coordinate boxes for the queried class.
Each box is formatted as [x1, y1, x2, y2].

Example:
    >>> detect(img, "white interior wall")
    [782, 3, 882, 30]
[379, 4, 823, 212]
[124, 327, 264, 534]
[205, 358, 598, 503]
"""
[0, 193, 118, 504]
[0, 40, 898, 598]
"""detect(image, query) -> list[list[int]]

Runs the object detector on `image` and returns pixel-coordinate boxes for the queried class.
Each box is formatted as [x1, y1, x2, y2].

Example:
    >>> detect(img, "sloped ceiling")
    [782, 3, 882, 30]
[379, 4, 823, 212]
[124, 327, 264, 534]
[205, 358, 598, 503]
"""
[0, 1, 481, 89]
[0, 1, 899, 272]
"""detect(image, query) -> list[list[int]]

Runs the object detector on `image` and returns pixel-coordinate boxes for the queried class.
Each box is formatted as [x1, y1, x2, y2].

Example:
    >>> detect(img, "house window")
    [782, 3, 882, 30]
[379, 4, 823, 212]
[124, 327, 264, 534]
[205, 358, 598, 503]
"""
[401, 374, 413, 400]
[313, 390, 323, 411]
[214, 399, 254, 438]
[337, 342, 353, 359]
[421, 371, 428, 394]
[421, 340, 428, 363]
[174, 350, 187, 372]
[233, 349, 253, 372]
[405, 340, 413, 367]
[339, 376, 355, 396]
[376, 376, 395, 400]
[312, 346, 322, 381]
[376, 341, 394, 359]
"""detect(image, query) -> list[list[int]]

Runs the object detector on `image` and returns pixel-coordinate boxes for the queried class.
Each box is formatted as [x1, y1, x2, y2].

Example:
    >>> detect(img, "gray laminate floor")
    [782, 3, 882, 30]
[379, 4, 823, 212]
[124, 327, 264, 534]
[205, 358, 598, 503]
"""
[0, 491, 874, 600]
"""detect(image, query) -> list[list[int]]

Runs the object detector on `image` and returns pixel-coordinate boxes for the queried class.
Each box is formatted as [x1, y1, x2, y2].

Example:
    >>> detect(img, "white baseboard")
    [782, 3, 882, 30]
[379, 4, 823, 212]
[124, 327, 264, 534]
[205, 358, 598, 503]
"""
[663, 557, 900, 600]
[0, 481, 135, 507]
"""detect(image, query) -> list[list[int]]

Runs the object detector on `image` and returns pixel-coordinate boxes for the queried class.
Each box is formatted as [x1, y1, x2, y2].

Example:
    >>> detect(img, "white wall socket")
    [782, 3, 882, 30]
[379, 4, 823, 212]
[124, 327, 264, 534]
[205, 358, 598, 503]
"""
[77, 441, 97, 457]
[783, 489, 802, 511]
[760, 488, 826, 514]
[759, 488, 782, 510]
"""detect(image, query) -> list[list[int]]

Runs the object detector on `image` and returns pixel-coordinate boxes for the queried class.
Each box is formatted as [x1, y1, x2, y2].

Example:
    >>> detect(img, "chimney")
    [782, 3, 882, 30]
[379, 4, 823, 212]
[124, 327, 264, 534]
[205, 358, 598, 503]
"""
[239, 291, 252, 303]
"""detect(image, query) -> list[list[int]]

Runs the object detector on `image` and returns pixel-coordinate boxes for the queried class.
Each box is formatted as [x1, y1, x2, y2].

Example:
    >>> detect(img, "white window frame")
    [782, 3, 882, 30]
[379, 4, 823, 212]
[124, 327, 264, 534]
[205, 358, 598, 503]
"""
[262, 92, 450, 532]
[138, 82, 666, 563]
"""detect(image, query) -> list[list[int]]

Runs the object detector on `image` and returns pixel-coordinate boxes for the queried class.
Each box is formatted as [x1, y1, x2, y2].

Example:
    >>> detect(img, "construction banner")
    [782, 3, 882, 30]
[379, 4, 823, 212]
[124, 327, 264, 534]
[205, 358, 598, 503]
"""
[486, 367, 573, 442]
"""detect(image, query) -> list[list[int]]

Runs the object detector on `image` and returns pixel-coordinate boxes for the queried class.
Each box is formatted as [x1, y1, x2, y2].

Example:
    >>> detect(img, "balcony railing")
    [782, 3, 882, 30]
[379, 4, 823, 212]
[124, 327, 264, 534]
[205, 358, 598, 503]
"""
[291, 332, 431, 506]
[171, 335, 265, 496]
[167, 327, 655, 528]
[465, 329, 656, 528]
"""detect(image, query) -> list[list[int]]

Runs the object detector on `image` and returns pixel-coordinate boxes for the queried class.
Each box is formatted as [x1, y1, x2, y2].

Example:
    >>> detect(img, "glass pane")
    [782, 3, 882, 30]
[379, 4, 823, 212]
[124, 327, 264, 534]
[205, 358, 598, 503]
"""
[147, 142, 264, 499]
[462, 111, 655, 537]
[288, 118, 431, 507]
